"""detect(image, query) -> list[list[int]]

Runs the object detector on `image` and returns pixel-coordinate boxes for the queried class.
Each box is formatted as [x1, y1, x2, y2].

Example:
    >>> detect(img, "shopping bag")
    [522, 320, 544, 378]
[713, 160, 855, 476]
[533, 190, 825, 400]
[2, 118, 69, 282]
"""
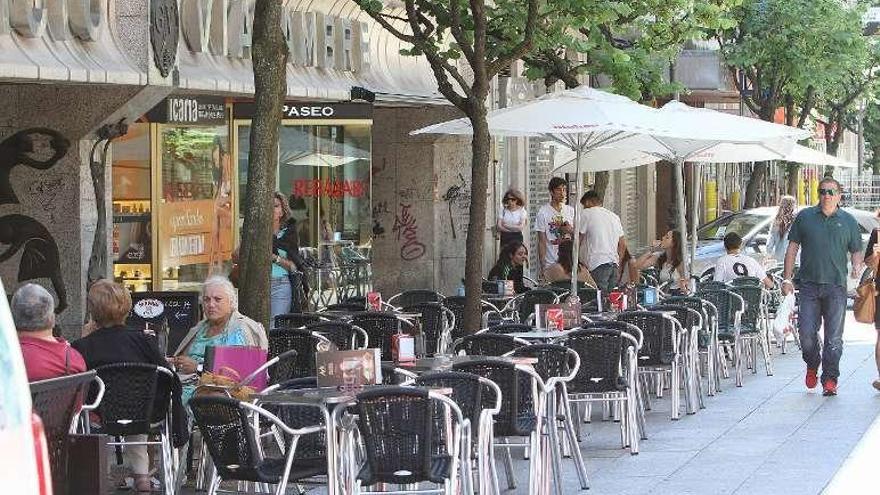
[772, 293, 796, 341]
[204, 346, 268, 391]
[854, 279, 876, 324]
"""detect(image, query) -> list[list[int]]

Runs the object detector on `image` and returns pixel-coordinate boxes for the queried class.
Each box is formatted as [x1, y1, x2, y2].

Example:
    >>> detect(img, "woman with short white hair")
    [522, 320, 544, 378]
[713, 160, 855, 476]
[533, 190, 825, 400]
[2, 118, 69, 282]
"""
[170, 275, 267, 403]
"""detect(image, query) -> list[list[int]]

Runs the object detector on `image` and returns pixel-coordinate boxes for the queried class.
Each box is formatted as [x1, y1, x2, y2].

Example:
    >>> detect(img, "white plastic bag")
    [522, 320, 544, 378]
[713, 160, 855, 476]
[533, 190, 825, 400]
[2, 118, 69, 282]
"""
[772, 293, 796, 342]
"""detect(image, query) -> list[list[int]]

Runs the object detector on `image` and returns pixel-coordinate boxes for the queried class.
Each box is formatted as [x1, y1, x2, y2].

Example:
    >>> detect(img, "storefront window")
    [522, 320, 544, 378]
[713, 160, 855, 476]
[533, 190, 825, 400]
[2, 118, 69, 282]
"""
[112, 123, 153, 292]
[237, 122, 372, 258]
[156, 126, 233, 291]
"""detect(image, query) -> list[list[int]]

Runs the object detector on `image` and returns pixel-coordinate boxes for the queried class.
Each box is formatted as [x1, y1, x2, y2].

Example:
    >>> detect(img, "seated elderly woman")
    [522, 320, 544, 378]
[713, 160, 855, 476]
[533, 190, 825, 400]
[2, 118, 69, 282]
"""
[13, 283, 86, 381]
[72, 279, 173, 493]
[170, 275, 267, 403]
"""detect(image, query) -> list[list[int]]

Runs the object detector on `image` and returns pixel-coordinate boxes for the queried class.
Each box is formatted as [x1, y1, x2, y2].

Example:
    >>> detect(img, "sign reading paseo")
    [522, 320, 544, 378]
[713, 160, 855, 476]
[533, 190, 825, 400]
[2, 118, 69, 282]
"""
[159, 199, 232, 267]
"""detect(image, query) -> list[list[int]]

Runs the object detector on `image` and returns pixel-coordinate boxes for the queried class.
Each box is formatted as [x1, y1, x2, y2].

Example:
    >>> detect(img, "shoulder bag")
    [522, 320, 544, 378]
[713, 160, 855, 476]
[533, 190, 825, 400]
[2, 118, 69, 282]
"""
[855, 271, 877, 324]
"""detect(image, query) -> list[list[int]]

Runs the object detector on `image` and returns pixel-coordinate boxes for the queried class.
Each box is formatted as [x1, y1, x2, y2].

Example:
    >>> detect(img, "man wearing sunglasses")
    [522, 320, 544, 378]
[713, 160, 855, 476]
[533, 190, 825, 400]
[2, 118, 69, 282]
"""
[782, 178, 864, 396]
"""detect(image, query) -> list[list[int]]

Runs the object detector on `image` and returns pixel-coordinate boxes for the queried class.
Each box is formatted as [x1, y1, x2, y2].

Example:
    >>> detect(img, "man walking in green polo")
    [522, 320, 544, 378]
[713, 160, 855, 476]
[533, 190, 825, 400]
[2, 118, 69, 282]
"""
[782, 177, 863, 396]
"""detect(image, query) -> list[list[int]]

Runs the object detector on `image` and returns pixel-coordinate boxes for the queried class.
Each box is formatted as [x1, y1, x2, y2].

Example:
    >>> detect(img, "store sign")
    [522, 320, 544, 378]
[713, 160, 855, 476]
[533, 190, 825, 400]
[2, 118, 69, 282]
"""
[3, 0, 102, 40]
[233, 101, 373, 120]
[293, 179, 366, 199]
[148, 97, 227, 124]
[179, 0, 369, 72]
[159, 199, 232, 266]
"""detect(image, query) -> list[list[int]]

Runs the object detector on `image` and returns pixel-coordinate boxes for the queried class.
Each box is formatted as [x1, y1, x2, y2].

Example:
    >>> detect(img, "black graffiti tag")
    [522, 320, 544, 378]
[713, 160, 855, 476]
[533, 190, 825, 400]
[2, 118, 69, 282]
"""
[392, 203, 426, 261]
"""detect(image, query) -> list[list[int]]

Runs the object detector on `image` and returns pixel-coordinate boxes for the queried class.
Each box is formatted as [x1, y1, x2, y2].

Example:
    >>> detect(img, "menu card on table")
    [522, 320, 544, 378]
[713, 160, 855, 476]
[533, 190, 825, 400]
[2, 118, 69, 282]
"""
[316, 349, 383, 388]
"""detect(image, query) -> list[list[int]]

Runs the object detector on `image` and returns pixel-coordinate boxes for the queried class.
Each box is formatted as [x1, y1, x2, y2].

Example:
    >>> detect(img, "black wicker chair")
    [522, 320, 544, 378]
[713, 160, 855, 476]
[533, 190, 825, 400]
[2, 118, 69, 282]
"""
[698, 288, 746, 386]
[510, 344, 588, 488]
[349, 311, 412, 361]
[30, 371, 97, 495]
[404, 302, 454, 356]
[443, 296, 504, 340]
[650, 303, 705, 413]
[730, 285, 773, 378]
[663, 296, 720, 396]
[324, 302, 367, 313]
[92, 363, 178, 493]
[274, 312, 327, 329]
[698, 280, 729, 292]
[616, 310, 683, 420]
[190, 396, 326, 495]
[729, 276, 764, 288]
[380, 364, 418, 385]
[452, 359, 544, 491]
[388, 289, 444, 308]
[483, 322, 534, 335]
[513, 289, 558, 323]
[415, 371, 502, 495]
[353, 386, 465, 494]
[305, 321, 369, 351]
[452, 333, 528, 357]
[556, 329, 641, 452]
[268, 329, 334, 380]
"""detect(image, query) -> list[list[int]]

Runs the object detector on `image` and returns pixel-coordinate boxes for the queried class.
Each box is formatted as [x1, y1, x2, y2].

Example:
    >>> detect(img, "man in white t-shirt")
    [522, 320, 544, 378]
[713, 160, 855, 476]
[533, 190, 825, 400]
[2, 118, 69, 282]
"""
[578, 190, 627, 293]
[534, 177, 575, 278]
[713, 232, 774, 288]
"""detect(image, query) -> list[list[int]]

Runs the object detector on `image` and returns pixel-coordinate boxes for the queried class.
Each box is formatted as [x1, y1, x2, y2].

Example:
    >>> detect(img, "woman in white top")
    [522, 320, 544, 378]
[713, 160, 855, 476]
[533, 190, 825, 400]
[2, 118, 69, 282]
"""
[767, 195, 797, 264]
[634, 230, 689, 293]
[497, 188, 527, 249]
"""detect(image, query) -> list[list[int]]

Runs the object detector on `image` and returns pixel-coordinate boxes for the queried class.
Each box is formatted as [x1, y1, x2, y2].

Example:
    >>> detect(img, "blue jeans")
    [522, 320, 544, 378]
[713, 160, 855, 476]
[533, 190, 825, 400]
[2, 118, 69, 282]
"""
[797, 282, 847, 381]
[270, 276, 292, 325]
[590, 263, 619, 294]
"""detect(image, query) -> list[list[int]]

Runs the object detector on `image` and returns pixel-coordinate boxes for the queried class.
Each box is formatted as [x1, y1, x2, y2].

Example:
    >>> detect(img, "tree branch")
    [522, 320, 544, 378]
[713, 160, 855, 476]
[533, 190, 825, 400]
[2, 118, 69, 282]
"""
[488, 0, 539, 77]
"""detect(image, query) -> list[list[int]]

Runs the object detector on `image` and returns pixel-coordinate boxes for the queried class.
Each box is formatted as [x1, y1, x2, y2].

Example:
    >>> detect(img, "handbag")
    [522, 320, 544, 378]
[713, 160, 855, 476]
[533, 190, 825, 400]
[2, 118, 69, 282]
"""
[854, 276, 876, 324]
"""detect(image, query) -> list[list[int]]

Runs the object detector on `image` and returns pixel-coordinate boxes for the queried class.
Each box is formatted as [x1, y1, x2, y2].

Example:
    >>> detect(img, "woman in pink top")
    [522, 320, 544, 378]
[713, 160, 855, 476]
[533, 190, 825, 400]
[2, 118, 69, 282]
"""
[13, 283, 85, 381]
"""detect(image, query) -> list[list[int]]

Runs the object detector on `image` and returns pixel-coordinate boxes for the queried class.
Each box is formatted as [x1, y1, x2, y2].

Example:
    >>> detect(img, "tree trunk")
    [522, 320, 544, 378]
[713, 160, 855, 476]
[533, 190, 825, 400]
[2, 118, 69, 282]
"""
[239, 0, 288, 327]
[785, 162, 799, 197]
[462, 101, 491, 333]
[593, 171, 610, 201]
[743, 161, 767, 208]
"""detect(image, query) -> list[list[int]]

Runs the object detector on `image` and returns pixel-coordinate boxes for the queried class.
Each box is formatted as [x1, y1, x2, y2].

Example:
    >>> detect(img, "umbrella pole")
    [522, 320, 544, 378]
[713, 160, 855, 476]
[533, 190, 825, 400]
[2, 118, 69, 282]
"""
[690, 163, 700, 268]
[674, 158, 689, 284]
[571, 135, 583, 299]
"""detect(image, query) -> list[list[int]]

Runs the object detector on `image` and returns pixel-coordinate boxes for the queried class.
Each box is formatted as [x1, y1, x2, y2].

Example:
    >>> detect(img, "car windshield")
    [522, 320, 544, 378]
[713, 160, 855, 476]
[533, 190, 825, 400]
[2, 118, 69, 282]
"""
[698, 213, 768, 241]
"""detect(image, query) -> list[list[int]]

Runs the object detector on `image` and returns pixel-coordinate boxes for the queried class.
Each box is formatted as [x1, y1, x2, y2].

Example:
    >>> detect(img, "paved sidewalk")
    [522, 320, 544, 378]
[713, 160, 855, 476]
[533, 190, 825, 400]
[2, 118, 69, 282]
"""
[544, 313, 880, 495]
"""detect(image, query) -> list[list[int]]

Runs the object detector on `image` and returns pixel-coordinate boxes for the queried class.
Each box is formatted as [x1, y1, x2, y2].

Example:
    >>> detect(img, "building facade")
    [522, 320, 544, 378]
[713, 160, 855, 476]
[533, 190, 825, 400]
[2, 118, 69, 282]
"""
[0, 0, 475, 337]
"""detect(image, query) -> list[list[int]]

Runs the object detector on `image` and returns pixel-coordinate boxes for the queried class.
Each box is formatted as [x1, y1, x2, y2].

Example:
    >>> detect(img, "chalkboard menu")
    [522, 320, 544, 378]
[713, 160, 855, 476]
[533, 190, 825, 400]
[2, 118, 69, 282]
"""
[128, 292, 201, 355]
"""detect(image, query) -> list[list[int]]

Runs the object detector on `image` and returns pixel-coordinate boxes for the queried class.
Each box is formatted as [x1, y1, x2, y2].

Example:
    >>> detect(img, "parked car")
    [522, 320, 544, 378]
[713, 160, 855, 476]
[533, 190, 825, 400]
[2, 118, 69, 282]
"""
[0, 277, 51, 494]
[639, 206, 879, 293]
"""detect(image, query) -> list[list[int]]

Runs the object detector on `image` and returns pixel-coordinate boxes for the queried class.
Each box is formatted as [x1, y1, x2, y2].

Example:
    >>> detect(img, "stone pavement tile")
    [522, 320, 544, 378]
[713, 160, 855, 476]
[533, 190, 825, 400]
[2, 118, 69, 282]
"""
[584, 475, 666, 495]
[597, 450, 700, 478]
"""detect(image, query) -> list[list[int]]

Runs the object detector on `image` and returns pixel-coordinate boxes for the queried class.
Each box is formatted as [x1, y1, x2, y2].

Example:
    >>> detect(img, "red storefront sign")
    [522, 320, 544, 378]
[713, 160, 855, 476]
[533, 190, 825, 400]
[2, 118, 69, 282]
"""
[292, 179, 366, 198]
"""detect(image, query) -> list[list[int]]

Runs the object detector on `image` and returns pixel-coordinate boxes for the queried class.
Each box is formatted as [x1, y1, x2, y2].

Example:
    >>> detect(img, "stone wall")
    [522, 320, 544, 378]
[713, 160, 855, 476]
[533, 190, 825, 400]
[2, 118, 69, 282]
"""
[0, 84, 150, 339]
[370, 105, 473, 297]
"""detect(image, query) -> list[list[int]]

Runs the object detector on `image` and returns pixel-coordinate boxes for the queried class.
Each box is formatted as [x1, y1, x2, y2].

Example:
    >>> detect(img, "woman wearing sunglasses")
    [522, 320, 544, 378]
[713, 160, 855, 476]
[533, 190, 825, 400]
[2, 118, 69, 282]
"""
[497, 188, 527, 250]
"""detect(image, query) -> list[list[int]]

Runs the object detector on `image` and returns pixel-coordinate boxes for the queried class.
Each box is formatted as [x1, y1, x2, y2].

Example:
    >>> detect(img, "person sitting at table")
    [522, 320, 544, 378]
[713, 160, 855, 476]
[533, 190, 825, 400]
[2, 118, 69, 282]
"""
[71, 279, 179, 493]
[488, 240, 529, 294]
[713, 232, 774, 288]
[13, 283, 86, 381]
[633, 230, 689, 293]
[543, 239, 596, 286]
[170, 276, 267, 404]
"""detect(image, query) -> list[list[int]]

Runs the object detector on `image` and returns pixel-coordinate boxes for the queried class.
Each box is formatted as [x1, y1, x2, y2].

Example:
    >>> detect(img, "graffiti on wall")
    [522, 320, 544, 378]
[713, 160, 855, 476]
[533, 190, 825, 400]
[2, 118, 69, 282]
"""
[392, 202, 426, 261]
[0, 129, 70, 313]
[371, 201, 389, 238]
[441, 172, 471, 239]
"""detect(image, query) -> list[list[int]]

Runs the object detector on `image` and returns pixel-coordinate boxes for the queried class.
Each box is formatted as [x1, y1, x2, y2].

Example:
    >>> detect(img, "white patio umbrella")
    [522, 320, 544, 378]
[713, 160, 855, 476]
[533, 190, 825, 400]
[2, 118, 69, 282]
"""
[413, 86, 671, 297]
[412, 89, 809, 294]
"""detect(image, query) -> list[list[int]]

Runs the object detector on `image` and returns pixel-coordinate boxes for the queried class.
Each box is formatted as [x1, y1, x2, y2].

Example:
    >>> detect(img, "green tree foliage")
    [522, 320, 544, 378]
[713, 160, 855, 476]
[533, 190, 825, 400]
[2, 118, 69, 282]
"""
[716, 0, 867, 204]
[352, 0, 543, 330]
[523, 0, 738, 100]
[517, 0, 738, 200]
[863, 99, 880, 174]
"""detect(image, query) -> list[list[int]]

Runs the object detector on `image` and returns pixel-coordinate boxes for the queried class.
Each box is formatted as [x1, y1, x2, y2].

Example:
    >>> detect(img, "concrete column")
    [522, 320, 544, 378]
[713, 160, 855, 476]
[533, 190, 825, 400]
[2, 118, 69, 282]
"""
[370, 105, 471, 297]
